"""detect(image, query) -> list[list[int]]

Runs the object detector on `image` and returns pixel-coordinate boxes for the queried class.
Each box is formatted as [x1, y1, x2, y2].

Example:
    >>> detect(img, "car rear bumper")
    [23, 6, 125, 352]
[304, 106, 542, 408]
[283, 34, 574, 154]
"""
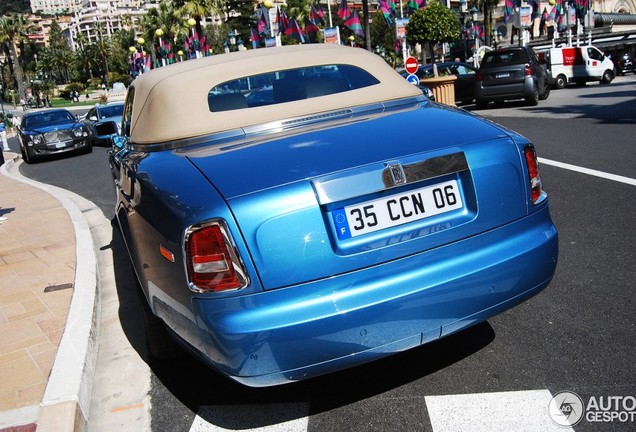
[190, 205, 558, 387]
[475, 77, 536, 101]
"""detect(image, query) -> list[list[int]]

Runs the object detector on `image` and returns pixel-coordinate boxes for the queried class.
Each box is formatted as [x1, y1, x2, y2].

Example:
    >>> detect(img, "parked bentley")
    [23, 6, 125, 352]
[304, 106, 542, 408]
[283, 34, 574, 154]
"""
[18, 108, 91, 163]
[109, 44, 558, 387]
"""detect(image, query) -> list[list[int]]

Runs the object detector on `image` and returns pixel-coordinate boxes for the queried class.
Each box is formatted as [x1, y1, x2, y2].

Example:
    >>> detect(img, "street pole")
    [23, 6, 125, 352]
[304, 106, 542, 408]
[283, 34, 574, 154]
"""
[0, 84, 6, 122]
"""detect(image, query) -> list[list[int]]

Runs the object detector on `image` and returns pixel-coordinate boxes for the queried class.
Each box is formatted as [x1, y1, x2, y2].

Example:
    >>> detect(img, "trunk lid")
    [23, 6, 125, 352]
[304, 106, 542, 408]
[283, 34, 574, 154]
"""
[185, 103, 530, 290]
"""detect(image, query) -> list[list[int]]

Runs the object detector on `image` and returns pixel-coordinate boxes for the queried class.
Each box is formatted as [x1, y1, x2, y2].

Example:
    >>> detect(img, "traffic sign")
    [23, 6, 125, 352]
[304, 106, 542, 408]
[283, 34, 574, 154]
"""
[405, 56, 419, 75]
[406, 74, 420, 86]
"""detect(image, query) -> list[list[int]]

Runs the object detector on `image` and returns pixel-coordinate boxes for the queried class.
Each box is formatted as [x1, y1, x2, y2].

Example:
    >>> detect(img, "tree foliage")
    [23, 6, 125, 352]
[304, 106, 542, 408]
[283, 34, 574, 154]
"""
[406, 0, 460, 62]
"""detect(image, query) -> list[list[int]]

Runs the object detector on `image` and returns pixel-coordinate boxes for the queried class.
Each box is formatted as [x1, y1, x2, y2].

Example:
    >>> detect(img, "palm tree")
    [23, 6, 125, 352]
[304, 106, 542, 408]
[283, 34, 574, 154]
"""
[173, 0, 222, 39]
[73, 32, 96, 81]
[0, 14, 33, 100]
[94, 22, 112, 85]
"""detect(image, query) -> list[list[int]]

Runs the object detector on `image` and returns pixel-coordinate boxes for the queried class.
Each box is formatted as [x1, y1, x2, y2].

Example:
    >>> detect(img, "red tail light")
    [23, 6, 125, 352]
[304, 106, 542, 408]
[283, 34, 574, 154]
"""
[185, 221, 249, 292]
[523, 145, 543, 204]
[524, 64, 533, 76]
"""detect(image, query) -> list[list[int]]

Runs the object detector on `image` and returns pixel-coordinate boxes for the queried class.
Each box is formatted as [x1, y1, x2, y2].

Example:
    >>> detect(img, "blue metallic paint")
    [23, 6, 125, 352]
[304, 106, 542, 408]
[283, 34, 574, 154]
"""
[191, 206, 557, 386]
[113, 99, 558, 387]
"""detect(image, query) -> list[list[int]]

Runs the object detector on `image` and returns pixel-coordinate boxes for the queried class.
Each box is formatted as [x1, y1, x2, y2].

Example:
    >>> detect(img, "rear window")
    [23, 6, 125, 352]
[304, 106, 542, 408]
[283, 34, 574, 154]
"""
[208, 64, 380, 112]
[482, 50, 529, 66]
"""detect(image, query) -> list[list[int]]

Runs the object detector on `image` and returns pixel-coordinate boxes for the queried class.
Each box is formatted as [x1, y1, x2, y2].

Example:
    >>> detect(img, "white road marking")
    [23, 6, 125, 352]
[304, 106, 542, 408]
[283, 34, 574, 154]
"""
[425, 389, 575, 432]
[189, 390, 579, 431]
[190, 403, 309, 432]
[539, 158, 636, 186]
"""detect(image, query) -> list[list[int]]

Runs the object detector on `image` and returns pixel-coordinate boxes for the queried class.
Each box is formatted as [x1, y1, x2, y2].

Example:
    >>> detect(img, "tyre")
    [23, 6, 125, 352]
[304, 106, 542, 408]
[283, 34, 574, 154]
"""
[136, 281, 180, 360]
[539, 81, 550, 100]
[555, 75, 566, 89]
[21, 145, 35, 164]
[475, 99, 488, 109]
[525, 86, 539, 106]
[601, 69, 614, 84]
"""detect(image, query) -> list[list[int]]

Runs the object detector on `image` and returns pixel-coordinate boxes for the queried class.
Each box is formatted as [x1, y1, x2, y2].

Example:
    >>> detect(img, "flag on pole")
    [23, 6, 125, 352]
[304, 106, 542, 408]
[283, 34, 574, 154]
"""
[379, 0, 393, 27]
[284, 17, 306, 43]
[504, 0, 515, 22]
[277, 7, 289, 34]
[311, 4, 325, 24]
[338, 0, 350, 19]
[304, 17, 320, 42]
[345, 9, 364, 37]
[575, 0, 589, 20]
[257, 5, 269, 34]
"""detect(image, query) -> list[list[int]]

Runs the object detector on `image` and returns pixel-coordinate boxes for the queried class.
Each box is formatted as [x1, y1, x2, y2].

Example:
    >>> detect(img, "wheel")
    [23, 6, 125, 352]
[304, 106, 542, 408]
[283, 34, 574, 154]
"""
[601, 69, 614, 84]
[475, 99, 488, 109]
[21, 145, 34, 164]
[539, 81, 550, 100]
[494, 100, 506, 108]
[136, 281, 180, 360]
[555, 75, 566, 89]
[525, 86, 539, 106]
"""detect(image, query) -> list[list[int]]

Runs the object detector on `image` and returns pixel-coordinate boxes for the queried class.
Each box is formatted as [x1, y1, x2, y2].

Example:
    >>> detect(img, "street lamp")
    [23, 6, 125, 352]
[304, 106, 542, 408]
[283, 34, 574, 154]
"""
[187, 18, 200, 58]
[0, 84, 5, 124]
[155, 29, 167, 67]
[459, 0, 469, 61]
[470, 5, 480, 67]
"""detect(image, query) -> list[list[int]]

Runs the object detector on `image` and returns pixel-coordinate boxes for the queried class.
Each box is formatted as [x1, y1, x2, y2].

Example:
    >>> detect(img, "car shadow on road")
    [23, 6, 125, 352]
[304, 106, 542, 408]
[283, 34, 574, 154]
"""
[109, 220, 496, 429]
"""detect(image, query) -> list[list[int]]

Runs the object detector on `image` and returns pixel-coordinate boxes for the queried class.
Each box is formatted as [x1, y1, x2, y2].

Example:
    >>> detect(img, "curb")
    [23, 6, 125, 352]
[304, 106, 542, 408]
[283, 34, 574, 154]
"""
[1, 155, 101, 432]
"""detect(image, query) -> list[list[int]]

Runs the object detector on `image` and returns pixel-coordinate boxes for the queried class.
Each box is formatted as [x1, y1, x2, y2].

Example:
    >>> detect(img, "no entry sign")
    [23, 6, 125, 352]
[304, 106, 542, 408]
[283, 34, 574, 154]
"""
[405, 56, 419, 75]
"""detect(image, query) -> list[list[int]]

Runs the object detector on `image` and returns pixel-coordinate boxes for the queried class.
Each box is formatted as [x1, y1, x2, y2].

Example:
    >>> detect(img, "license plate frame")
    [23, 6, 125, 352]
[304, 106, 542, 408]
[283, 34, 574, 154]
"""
[332, 179, 463, 240]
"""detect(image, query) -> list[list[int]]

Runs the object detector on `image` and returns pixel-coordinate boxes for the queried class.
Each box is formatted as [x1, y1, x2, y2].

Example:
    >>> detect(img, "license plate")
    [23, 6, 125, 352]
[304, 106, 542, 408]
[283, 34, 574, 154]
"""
[495, 72, 510, 79]
[54, 142, 66, 148]
[332, 179, 463, 240]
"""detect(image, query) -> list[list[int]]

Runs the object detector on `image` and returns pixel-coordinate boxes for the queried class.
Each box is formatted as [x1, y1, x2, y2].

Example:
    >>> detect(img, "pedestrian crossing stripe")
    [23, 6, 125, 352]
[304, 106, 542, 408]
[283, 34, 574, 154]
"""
[189, 389, 576, 431]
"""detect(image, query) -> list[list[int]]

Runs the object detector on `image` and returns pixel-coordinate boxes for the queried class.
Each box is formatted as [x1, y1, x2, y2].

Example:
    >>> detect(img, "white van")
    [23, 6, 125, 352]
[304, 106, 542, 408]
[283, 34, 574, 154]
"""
[545, 46, 615, 88]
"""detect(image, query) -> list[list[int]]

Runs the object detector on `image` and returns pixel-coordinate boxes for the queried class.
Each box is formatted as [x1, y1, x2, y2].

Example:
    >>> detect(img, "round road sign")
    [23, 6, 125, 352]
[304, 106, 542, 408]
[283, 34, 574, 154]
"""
[406, 74, 420, 86]
[405, 56, 419, 75]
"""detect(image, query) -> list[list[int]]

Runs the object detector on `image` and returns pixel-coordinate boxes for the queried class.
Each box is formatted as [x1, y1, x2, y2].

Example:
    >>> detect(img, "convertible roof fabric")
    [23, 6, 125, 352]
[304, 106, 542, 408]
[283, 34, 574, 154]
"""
[128, 44, 422, 144]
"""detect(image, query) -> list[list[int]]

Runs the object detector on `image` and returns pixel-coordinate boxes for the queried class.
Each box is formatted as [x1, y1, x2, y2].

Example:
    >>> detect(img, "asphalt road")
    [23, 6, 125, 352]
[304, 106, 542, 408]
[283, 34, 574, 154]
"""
[10, 74, 636, 432]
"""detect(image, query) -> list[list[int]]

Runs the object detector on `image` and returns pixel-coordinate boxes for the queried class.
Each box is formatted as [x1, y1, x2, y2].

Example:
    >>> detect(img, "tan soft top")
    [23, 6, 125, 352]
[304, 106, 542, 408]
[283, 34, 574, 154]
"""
[129, 44, 422, 144]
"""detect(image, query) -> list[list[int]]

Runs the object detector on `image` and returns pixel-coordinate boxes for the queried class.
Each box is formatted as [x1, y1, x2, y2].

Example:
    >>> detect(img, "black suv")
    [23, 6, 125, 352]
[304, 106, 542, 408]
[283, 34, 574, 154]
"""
[475, 46, 550, 108]
[615, 52, 635, 75]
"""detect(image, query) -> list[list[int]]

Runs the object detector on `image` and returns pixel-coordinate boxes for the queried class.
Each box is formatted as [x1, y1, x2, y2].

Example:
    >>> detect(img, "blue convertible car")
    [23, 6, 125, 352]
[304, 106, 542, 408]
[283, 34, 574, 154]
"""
[109, 44, 558, 387]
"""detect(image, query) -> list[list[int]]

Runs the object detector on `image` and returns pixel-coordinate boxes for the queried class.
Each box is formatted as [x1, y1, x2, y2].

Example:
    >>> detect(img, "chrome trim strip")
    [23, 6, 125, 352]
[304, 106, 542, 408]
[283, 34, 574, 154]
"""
[312, 152, 469, 205]
[128, 96, 426, 153]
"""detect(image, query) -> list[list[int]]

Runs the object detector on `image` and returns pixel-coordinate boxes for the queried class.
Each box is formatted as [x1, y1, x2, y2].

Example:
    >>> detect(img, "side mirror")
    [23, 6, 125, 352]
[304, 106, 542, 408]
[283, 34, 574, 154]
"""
[111, 134, 126, 150]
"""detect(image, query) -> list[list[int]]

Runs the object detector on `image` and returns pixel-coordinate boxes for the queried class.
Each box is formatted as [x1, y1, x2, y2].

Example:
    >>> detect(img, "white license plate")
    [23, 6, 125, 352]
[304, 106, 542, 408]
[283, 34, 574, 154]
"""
[54, 142, 66, 148]
[495, 72, 511, 79]
[332, 179, 463, 240]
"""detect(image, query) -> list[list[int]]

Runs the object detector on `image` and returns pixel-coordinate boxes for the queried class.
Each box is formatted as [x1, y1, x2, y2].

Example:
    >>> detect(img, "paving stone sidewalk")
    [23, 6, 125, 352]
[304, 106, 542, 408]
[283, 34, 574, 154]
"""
[0, 152, 76, 431]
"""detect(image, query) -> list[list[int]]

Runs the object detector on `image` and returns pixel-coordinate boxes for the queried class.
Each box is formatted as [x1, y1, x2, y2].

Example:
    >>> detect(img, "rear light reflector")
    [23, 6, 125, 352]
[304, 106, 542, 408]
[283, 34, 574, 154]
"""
[185, 221, 249, 292]
[524, 64, 533, 76]
[523, 145, 543, 204]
